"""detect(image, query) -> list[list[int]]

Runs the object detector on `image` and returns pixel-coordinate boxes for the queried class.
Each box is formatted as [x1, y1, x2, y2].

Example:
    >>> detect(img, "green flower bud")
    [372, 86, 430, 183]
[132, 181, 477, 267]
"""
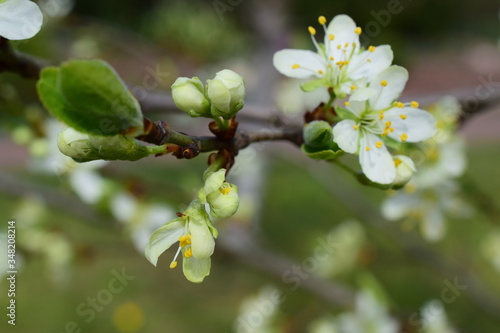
[206, 69, 245, 119]
[207, 184, 239, 218]
[58, 128, 165, 162]
[393, 155, 416, 186]
[303, 120, 333, 147]
[171, 77, 211, 117]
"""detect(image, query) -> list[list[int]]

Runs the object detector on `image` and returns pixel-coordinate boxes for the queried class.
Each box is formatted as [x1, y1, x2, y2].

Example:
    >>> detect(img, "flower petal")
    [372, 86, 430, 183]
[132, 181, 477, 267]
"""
[183, 257, 211, 283]
[145, 219, 184, 266]
[204, 168, 226, 195]
[347, 45, 393, 80]
[326, 15, 360, 60]
[420, 205, 446, 242]
[359, 132, 395, 184]
[332, 119, 360, 154]
[0, 0, 43, 40]
[369, 66, 408, 111]
[381, 193, 417, 220]
[349, 87, 377, 102]
[273, 49, 325, 79]
[385, 107, 437, 142]
[188, 211, 215, 259]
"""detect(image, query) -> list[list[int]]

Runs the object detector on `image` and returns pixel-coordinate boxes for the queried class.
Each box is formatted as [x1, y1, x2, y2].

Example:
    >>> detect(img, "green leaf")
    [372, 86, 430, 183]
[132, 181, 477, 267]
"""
[37, 60, 143, 136]
[301, 143, 343, 160]
[300, 78, 328, 92]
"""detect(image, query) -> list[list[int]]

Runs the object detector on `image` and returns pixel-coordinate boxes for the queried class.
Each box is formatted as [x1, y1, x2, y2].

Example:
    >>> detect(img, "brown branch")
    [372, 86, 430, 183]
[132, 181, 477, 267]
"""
[0, 37, 46, 79]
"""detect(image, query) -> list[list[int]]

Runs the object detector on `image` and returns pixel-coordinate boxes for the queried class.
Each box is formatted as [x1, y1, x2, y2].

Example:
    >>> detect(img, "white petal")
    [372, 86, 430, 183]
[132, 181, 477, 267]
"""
[420, 206, 446, 242]
[188, 214, 215, 259]
[369, 66, 408, 110]
[347, 45, 393, 80]
[68, 169, 105, 205]
[381, 193, 416, 220]
[385, 107, 437, 142]
[0, 0, 43, 40]
[110, 192, 138, 223]
[349, 87, 377, 102]
[332, 120, 360, 153]
[144, 220, 185, 266]
[326, 15, 360, 60]
[183, 257, 211, 283]
[273, 49, 325, 79]
[345, 100, 366, 117]
[438, 137, 466, 177]
[359, 133, 395, 184]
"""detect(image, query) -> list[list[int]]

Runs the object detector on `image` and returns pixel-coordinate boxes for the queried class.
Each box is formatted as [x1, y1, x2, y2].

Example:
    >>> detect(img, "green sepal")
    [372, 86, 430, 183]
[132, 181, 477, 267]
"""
[300, 78, 329, 92]
[37, 60, 144, 136]
[335, 106, 358, 122]
[301, 142, 343, 160]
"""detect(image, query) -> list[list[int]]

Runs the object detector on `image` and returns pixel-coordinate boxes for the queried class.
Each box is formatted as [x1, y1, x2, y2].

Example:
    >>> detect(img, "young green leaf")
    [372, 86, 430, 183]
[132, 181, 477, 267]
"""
[37, 60, 143, 136]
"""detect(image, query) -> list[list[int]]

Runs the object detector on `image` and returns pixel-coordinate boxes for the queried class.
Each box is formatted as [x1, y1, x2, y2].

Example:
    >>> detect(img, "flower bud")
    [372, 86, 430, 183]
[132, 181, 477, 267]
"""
[206, 184, 239, 218]
[206, 69, 245, 119]
[171, 77, 211, 117]
[393, 155, 416, 186]
[303, 120, 333, 147]
[58, 128, 165, 162]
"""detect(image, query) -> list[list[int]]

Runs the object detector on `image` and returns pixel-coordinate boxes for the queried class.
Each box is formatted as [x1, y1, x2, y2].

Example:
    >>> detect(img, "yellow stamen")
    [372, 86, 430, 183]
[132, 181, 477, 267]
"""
[366, 59, 372, 63]
[344, 42, 349, 47]
[318, 69, 324, 74]
[337, 44, 342, 49]
[375, 142, 383, 148]
[350, 85, 356, 90]
[390, 127, 395, 132]
[184, 248, 192, 258]
[400, 114, 407, 120]
[394, 158, 402, 167]
[400, 133, 408, 142]
[318, 16, 327, 25]
[368, 46, 376, 52]
[385, 121, 392, 127]
[329, 34, 335, 40]
[353, 125, 359, 130]
[380, 80, 388, 87]
[379, 113, 385, 120]
[308, 26, 316, 35]
[169, 261, 178, 269]
[329, 56, 334, 61]
[397, 102, 405, 108]
[381, 130, 389, 137]
[344, 101, 350, 106]
[292, 64, 300, 69]
[410, 101, 419, 108]
[354, 27, 362, 35]
[220, 187, 232, 195]
[365, 146, 371, 151]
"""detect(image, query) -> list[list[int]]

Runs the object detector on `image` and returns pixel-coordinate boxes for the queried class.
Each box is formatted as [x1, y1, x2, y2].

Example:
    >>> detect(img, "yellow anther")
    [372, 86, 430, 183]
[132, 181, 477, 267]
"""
[329, 34, 335, 40]
[368, 46, 376, 52]
[291, 64, 300, 69]
[337, 44, 342, 49]
[308, 26, 316, 35]
[344, 42, 349, 47]
[184, 248, 192, 258]
[366, 59, 372, 63]
[380, 80, 388, 87]
[385, 121, 392, 127]
[179, 235, 187, 242]
[400, 133, 408, 142]
[397, 102, 405, 108]
[365, 146, 371, 151]
[350, 85, 356, 90]
[187, 234, 192, 239]
[390, 127, 395, 132]
[400, 114, 407, 120]
[318, 16, 327, 25]
[375, 142, 383, 148]
[410, 101, 419, 108]
[354, 27, 362, 35]
[394, 158, 402, 167]
[317, 69, 324, 74]
[344, 101, 350, 106]
[220, 187, 232, 195]
[327, 64, 332, 68]
[329, 56, 334, 61]
[353, 125, 359, 130]
[381, 130, 389, 137]
[169, 261, 178, 269]
[379, 113, 385, 120]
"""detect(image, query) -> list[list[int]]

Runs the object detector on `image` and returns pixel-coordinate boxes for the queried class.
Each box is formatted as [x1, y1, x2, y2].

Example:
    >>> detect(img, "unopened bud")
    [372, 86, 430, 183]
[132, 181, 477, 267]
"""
[171, 77, 211, 117]
[206, 69, 245, 119]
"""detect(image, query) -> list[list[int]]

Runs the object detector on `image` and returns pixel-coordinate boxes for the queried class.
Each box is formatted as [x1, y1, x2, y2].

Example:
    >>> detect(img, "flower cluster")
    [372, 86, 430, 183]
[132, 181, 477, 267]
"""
[273, 15, 437, 184]
[145, 168, 239, 283]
